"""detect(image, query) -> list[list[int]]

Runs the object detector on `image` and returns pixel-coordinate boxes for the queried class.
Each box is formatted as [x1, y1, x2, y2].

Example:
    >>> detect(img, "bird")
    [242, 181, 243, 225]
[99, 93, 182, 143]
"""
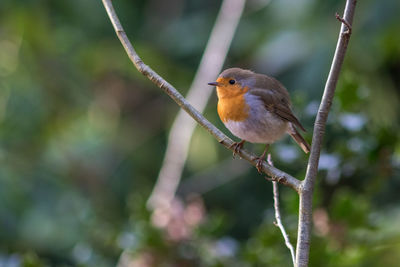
[208, 68, 310, 172]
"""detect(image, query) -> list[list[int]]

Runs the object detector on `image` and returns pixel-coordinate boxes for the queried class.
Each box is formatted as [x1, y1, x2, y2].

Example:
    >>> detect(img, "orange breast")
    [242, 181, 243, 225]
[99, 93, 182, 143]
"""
[217, 93, 250, 123]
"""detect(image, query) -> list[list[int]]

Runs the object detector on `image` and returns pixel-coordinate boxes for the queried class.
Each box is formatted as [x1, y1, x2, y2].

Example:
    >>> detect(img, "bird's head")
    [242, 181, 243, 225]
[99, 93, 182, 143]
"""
[208, 68, 255, 99]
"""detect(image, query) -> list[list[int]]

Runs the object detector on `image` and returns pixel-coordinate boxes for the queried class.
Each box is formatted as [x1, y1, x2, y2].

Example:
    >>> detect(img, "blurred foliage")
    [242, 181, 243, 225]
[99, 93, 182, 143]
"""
[0, 0, 399, 266]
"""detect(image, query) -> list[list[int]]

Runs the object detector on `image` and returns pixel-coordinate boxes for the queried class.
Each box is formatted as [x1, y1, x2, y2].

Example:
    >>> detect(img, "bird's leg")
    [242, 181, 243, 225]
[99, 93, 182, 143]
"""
[255, 144, 269, 173]
[229, 140, 245, 158]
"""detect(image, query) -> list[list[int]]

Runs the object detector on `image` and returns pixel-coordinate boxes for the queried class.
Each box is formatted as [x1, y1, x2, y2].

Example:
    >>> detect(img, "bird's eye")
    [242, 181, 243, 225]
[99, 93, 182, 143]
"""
[229, 79, 236, 85]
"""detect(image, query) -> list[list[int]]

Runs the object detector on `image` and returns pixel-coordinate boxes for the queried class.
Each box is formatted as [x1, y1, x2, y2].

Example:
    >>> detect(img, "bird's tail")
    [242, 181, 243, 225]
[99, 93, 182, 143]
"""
[288, 123, 310, 153]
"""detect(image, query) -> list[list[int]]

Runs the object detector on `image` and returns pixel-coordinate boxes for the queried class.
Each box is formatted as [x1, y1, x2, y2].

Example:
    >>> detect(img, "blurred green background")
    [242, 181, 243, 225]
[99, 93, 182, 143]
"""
[1, 0, 399, 266]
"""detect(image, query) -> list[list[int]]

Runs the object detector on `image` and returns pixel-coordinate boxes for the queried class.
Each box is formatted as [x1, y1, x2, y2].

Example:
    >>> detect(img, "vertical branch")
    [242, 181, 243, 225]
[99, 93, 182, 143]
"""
[147, 0, 246, 211]
[295, 1, 357, 266]
[268, 154, 296, 265]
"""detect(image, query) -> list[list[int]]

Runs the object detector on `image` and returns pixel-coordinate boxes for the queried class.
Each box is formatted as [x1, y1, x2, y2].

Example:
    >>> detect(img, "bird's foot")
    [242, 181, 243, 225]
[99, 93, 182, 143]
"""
[255, 144, 269, 173]
[255, 157, 265, 173]
[229, 140, 245, 158]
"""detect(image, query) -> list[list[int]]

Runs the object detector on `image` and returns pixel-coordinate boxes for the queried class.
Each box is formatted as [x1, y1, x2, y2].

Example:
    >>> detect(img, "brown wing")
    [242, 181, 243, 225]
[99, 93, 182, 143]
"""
[249, 88, 306, 132]
[288, 124, 310, 153]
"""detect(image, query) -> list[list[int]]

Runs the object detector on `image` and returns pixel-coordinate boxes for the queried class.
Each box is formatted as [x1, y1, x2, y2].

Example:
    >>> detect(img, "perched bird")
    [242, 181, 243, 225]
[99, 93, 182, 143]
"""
[208, 68, 310, 172]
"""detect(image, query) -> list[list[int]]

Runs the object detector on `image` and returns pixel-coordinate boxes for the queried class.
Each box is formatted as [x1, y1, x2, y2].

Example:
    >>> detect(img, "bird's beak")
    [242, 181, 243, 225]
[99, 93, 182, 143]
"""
[208, 81, 220, 86]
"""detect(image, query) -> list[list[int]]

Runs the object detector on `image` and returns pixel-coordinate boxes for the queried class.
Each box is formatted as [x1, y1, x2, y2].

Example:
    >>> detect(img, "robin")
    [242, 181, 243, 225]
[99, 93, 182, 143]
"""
[208, 68, 310, 172]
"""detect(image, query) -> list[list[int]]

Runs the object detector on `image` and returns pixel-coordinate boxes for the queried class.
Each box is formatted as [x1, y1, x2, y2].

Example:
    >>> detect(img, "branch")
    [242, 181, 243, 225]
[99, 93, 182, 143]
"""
[147, 0, 246, 211]
[295, 1, 357, 266]
[268, 154, 296, 265]
[101, 0, 302, 193]
[273, 181, 296, 265]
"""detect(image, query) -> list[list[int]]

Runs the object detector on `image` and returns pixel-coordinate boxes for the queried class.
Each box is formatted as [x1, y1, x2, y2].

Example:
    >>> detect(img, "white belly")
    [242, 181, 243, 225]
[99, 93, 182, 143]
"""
[223, 94, 288, 144]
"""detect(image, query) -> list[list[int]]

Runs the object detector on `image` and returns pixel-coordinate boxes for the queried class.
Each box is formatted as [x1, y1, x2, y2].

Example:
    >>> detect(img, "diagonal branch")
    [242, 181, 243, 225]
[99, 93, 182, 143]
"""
[101, 0, 302, 193]
[295, 1, 357, 266]
[147, 0, 246, 211]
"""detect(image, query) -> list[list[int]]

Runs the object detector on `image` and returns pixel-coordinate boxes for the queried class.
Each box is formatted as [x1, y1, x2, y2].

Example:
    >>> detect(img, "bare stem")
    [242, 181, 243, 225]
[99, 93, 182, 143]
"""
[268, 154, 296, 265]
[295, 1, 357, 266]
[101, 0, 301, 192]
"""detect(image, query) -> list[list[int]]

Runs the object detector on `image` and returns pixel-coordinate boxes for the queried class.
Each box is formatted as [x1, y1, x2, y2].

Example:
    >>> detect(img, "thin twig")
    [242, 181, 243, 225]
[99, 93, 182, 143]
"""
[147, 0, 246, 211]
[295, 1, 357, 266]
[268, 154, 296, 265]
[335, 12, 352, 36]
[101, 0, 302, 193]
